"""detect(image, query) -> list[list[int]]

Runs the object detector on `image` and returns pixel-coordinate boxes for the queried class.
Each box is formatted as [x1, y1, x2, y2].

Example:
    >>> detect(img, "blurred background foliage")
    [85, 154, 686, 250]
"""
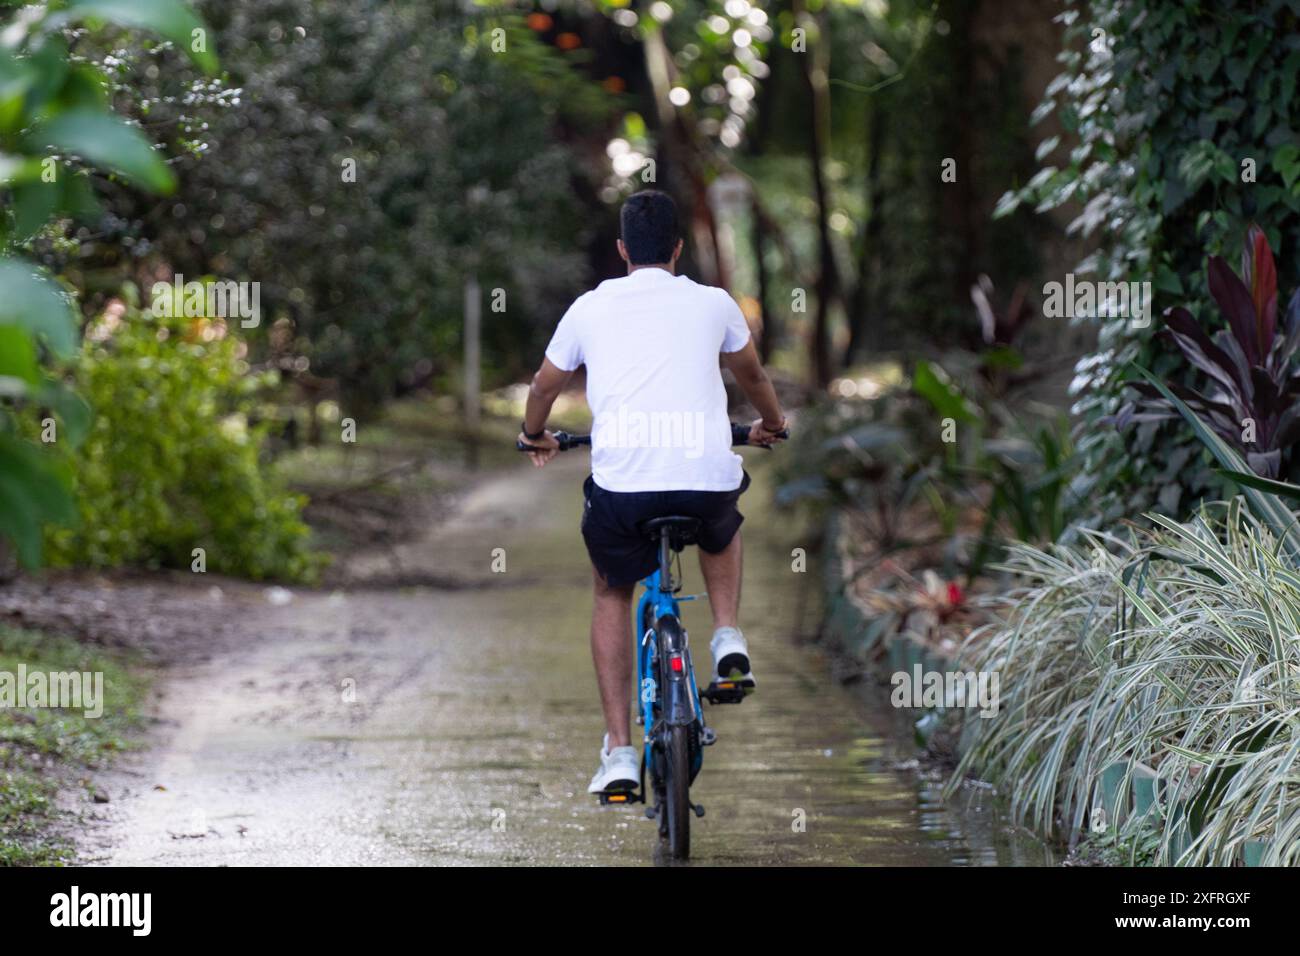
[4, 0, 1076, 579]
[6, 0, 1300, 590]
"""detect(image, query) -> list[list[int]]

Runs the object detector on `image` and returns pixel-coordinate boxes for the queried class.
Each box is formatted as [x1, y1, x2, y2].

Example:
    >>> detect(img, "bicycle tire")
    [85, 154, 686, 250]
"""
[664, 723, 691, 859]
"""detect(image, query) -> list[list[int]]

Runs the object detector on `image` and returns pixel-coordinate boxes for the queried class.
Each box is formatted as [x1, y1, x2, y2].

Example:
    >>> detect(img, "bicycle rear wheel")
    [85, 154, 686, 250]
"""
[664, 723, 691, 859]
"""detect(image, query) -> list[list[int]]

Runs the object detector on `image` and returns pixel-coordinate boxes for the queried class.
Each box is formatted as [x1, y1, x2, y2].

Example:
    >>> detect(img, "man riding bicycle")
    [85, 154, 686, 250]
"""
[517, 190, 788, 798]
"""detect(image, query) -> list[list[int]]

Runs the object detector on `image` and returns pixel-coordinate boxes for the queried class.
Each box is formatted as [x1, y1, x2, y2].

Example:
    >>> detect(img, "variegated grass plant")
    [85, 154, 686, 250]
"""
[950, 499, 1300, 865]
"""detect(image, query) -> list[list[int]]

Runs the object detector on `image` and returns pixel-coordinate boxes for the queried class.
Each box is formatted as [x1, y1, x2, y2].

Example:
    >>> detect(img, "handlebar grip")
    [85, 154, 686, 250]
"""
[517, 431, 592, 452]
[730, 423, 790, 447]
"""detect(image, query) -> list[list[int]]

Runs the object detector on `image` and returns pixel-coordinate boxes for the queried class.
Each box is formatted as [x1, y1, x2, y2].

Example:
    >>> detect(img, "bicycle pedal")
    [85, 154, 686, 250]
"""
[700, 679, 749, 704]
[598, 788, 642, 806]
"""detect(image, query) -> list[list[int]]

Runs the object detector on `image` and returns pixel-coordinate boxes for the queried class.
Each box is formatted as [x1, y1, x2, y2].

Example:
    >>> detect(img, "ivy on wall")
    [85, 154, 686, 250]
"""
[998, 0, 1300, 522]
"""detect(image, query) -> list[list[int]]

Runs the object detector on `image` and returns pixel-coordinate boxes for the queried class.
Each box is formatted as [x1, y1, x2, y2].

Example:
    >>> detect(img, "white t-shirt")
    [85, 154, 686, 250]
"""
[545, 268, 752, 492]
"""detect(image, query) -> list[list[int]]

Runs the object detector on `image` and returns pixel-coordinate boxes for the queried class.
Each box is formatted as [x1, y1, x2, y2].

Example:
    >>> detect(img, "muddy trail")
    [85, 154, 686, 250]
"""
[40, 453, 1048, 866]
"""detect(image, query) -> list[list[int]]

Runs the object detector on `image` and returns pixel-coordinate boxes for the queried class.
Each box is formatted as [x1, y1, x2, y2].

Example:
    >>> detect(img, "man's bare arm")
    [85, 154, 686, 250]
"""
[721, 340, 786, 441]
[517, 358, 574, 467]
[524, 358, 573, 434]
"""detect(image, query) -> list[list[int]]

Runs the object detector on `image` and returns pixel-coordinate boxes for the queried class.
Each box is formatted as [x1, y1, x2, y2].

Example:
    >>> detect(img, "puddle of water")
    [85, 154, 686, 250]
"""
[919, 779, 1058, 866]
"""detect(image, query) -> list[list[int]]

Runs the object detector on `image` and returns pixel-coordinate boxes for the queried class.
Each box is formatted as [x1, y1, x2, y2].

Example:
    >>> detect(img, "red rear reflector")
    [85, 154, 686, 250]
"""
[670, 655, 684, 673]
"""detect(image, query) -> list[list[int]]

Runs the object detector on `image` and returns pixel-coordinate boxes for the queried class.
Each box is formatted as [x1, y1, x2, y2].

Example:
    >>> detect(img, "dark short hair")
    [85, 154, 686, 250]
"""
[620, 190, 680, 265]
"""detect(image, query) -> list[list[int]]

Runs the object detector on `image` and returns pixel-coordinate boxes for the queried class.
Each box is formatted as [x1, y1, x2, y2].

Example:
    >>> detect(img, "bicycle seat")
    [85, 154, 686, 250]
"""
[639, 515, 702, 549]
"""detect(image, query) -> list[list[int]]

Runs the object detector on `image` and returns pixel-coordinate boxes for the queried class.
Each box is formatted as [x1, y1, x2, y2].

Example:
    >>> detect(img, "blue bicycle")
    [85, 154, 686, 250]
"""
[519, 422, 785, 859]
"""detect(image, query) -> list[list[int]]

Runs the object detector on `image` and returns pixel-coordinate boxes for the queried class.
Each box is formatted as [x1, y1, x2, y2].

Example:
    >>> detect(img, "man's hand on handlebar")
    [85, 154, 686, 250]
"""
[747, 417, 788, 448]
[517, 429, 560, 467]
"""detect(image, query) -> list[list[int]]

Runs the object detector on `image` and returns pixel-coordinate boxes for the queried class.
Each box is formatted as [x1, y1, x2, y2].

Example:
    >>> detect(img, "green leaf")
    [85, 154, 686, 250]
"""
[54, 65, 110, 113]
[0, 432, 77, 568]
[61, 169, 102, 223]
[1225, 54, 1251, 91]
[11, 178, 60, 239]
[22, 36, 70, 115]
[1133, 364, 1300, 562]
[623, 111, 646, 140]
[981, 345, 1024, 371]
[1215, 468, 1300, 500]
[0, 324, 40, 385]
[37, 379, 93, 448]
[24, 108, 175, 194]
[1273, 143, 1300, 192]
[0, 258, 78, 357]
[0, 50, 36, 135]
[1154, 263, 1184, 295]
[0, 152, 46, 186]
[913, 360, 979, 424]
[61, 0, 218, 75]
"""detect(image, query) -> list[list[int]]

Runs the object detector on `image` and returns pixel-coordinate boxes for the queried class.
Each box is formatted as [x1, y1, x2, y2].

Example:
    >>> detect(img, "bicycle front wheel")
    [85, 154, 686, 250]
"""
[664, 723, 691, 860]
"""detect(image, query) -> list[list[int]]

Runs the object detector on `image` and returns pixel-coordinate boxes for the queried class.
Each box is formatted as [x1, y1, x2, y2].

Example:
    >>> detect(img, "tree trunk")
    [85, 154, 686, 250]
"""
[844, 99, 887, 366]
[794, 0, 840, 390]
[753, 197, 775, 361]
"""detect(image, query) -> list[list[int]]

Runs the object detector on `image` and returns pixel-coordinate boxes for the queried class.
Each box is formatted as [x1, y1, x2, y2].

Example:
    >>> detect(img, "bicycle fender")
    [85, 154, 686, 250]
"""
[655, 615, 697, 727]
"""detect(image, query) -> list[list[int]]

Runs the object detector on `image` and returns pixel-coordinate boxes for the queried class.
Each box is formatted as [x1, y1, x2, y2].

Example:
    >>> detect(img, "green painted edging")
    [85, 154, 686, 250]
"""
[914, 710, 942, 746]
[1097, 762, 1126, 830]
[823, 509, 1284, 865]
[820, 515, 963, 742]
[1131, 763, 1159, 823]
[822, 514, 1269, 863]
[888, 636, 906, 676]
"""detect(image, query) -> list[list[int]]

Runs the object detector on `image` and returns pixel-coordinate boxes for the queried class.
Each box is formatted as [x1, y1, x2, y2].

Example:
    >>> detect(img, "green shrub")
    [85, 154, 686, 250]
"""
[40, 289, 320, 582]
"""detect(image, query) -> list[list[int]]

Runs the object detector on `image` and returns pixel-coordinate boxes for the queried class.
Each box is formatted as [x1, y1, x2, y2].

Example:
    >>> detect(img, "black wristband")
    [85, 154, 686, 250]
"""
[522, 421, 545, 441]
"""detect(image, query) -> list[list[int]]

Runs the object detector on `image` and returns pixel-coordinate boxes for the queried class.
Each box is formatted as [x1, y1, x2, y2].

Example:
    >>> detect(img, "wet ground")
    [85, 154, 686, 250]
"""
[77, 453, 1051, 866]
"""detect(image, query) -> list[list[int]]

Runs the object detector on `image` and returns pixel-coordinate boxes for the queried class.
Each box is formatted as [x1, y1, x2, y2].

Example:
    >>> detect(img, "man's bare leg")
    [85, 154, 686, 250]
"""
[590, 567, 635, 748]
[698, 530, 742, 630]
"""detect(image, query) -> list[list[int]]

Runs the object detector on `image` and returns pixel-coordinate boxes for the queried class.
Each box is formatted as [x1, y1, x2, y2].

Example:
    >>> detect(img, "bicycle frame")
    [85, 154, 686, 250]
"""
[634, 556, 705, 793]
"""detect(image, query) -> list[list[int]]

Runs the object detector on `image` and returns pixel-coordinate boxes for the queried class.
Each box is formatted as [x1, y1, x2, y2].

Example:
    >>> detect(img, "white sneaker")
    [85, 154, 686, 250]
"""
[710, 626, 756, 688]
[587, 733, 640, 795]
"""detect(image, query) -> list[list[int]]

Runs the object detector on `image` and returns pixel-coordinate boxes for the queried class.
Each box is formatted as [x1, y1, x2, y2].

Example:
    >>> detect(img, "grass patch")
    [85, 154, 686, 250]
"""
[0, 624, 150, 866]
[1069, 828, 1161, 867]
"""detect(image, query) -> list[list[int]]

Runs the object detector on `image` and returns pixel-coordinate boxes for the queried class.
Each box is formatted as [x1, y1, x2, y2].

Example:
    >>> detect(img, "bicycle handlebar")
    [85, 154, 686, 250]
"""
[729, 422, 790, 447]
[516, 422, 788, 453]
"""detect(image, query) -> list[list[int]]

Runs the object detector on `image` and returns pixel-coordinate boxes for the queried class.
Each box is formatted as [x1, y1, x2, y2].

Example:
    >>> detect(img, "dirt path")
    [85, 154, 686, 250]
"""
[72, 454, 1046, 865]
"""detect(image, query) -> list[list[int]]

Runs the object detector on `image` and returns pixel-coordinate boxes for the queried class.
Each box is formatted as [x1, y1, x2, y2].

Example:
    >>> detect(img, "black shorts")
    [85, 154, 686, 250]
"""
[581, 471, 751, 587]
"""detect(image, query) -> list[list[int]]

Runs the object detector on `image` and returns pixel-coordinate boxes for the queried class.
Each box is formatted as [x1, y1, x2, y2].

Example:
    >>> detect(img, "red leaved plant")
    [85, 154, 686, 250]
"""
[1115, 226, 1300, 477]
